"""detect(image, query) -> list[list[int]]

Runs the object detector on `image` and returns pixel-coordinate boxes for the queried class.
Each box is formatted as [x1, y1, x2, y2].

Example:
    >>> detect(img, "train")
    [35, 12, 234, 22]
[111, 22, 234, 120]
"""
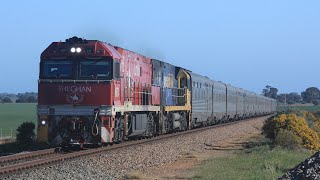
[37, 36, 277, 147]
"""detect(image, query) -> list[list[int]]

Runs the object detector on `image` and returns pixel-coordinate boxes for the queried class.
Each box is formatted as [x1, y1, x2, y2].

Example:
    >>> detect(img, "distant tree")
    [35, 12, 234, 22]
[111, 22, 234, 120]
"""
[16, 92, 38, 103]
[277, 94, 286, 103]
[277, 93, 301, 104]
[301, 87, 320, 104]
[2, 97, 12, 103]
[0, 93, 16, 100]
[313, 100, 320, 106]
[262, 85, 278, 99]
[269, 87, 278, 99]
[288, 92, 302, 104]
[262, 85, 271, 96]
[27, 96, 37, 103]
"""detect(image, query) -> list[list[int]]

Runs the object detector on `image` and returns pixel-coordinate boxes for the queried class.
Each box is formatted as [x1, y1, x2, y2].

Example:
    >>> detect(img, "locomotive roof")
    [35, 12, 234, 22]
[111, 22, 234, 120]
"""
[41, 36, 121, 59]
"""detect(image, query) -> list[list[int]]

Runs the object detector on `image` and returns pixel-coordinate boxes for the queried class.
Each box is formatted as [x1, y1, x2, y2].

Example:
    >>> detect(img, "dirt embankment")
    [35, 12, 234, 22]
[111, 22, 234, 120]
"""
[128, 117, 266, 179]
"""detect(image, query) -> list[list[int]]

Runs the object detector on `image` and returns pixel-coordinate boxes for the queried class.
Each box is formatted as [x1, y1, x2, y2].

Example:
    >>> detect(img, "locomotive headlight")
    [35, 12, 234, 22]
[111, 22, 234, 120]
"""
[76, 47, 82, 53]
[71, 47, 76, 53]
[41, 120, 46, 125]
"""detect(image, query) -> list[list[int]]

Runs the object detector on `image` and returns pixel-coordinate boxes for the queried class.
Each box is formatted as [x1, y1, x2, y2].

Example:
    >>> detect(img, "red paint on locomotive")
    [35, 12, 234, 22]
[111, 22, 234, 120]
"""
[115, 46, 155, 105]
[38, 83, 112, 105]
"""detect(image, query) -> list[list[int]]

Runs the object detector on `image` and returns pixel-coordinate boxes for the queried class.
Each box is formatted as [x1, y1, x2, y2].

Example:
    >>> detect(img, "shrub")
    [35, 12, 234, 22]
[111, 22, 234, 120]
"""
[2, 97, 12, 103]
[274, 130, 302, 150]
[309, 112, 320, 136]
[303, 111, 317, 129]
[313, 100, 320, 106]
[262, 113, 320, 150]
[262, 116, 278, 140]
[280, 108, 304, 117]
[16, 122, 35, 145]
[314, 111, 320, 119]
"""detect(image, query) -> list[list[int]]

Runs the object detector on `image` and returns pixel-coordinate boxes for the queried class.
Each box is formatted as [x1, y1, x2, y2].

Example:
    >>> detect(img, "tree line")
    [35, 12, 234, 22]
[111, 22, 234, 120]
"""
[262, 86, 320, 105]
[0, 92, 37, 103]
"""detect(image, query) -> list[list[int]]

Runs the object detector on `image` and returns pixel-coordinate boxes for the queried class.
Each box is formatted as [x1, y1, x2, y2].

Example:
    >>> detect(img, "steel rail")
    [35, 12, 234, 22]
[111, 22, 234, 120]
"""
[0, 148, 56, 164]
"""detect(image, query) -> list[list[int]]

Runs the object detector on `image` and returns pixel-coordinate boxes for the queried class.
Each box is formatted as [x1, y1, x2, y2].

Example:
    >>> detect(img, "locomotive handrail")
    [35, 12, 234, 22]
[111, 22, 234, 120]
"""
[171, 94, 186, 98]
[133, 92, 152, 95]
[163, 87, 186, 90]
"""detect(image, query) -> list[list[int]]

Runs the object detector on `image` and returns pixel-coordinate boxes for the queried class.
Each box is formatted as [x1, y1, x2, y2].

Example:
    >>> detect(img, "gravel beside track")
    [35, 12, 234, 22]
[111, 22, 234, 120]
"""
[2, 116, 268, 180]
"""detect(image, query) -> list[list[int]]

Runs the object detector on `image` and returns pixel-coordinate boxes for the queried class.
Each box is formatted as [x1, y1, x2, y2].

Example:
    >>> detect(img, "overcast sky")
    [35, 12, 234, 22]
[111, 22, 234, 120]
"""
[0, 0, 319, 94]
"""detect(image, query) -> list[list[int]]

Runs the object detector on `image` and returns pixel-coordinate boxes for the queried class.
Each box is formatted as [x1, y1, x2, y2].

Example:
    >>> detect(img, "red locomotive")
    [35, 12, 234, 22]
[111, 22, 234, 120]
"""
[37, 36, 190, 147]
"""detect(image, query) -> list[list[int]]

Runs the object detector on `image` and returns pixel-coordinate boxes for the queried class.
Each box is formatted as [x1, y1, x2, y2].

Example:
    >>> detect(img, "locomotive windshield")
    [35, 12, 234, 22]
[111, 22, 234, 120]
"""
[41, 59, 113, 79]
[42, 60, 73, 78]
[79, 60, 112, 79]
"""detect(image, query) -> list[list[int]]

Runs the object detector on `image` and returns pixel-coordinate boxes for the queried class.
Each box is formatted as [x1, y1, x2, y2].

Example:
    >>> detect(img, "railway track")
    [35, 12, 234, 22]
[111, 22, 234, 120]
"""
[0, 148, 56, 166]
[0, 115, 271, 177]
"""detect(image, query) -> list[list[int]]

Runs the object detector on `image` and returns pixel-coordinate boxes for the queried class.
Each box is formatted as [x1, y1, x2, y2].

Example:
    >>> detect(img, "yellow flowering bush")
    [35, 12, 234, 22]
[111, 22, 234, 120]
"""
[263, 112, 320, 150]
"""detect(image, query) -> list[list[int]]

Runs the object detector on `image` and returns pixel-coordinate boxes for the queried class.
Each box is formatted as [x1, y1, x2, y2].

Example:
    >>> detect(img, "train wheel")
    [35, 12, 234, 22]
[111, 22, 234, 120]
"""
[146, 113, 155, 137]
[114, 116, 124, 143]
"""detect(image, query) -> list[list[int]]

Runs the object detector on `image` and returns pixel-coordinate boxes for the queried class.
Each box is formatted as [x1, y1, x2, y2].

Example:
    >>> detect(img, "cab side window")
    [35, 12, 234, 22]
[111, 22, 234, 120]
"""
[114, 61, 120, 79]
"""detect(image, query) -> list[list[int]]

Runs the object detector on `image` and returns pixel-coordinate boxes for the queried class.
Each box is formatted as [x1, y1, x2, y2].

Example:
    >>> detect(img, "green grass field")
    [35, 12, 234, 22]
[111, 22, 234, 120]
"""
[193, 142, 311, 180]
[0, 103, 37, 137]
[278, 105, 320, 112]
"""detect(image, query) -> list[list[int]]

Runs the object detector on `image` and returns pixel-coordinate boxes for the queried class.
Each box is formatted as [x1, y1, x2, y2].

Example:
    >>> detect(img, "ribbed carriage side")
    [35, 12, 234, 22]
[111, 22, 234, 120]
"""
[271, 99, 277, 113]
[263, 97, 267, 114]
[257, 95, 264, 115]
[263, 96, 273, 115]
[226, 84, 238, 120]
[189, 72, 214, 126]
[264, 96, 269, 114]
[212, 80, 227, 123]
[245, 91, 256, 117]
[253, 93, 259, 116]
[236, 88, 246, 119]
[266, 97, 271, 114]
